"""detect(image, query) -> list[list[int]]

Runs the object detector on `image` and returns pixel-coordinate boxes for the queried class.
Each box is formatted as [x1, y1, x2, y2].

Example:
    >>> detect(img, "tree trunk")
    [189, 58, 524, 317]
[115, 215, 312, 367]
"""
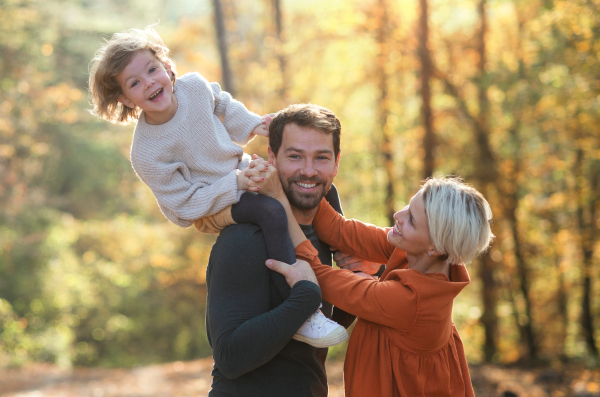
[507, 195, 537, 361]
[475, 0, 499, 362]
[575, 147, 599, 361]
[503, 9, 538, 361]
[212, 0, 235, 96]
[433, 0, 499, 360]
[272, 0, 288, 105]
[375, 0, 395, 225]
[418, 0, 435, 179]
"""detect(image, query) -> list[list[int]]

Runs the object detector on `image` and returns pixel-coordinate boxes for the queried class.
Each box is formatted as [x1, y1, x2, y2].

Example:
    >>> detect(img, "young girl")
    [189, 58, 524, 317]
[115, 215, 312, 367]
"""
[87, 26, 347, 348]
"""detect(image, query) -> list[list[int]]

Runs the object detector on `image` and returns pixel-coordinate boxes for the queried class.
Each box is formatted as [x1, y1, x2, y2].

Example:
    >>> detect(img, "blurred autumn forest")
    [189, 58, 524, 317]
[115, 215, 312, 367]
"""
[1, 0, 600, 374]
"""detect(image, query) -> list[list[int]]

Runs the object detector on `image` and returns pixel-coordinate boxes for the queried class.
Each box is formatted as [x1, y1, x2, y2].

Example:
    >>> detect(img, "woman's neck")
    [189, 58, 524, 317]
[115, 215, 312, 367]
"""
[406, 253, 450, 277]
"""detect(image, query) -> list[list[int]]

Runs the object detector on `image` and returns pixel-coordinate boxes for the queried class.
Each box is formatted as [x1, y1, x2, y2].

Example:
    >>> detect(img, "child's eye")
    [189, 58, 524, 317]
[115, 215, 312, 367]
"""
[149, 67, 156, 73]
[131, 81, 138, 88]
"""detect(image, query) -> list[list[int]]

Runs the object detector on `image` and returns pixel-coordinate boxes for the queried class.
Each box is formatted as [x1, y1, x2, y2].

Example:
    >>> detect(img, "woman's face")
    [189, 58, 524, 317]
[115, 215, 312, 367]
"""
[387, 190, 433, 256]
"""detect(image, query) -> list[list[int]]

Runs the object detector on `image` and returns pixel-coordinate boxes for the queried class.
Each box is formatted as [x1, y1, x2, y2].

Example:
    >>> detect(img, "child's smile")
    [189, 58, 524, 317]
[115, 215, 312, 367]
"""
[116, 49, 178, 125]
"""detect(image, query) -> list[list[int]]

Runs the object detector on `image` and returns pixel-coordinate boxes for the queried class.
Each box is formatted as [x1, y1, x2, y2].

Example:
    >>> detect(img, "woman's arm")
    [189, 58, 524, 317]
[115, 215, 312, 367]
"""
[312, 199, 395, 264]
[268, 242, 419, 332]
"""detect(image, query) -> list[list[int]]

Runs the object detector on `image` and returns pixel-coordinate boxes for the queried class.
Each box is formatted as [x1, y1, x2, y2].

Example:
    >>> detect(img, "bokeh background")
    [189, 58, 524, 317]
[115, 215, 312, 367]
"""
[1, 0, 600, 376]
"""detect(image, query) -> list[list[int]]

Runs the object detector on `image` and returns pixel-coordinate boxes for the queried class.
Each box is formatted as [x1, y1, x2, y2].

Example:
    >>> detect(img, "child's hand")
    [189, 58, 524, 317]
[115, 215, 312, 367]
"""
[251, 155, 284, 199]
[252, 113, 275, 137]
[252, 123, 269, 137]
[236, 156, 270, 191]
[262, 113, 275, 130]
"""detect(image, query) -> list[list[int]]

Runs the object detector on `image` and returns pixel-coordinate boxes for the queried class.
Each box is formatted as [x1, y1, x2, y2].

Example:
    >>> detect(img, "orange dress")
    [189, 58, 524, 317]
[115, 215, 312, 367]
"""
[294, 200, 475, 397]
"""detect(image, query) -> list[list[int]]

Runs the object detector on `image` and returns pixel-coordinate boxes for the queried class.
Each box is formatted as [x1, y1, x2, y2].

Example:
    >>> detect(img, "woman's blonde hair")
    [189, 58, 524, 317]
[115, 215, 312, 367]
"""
[88, 25, 177, 124]
[422, 176, 494, 264]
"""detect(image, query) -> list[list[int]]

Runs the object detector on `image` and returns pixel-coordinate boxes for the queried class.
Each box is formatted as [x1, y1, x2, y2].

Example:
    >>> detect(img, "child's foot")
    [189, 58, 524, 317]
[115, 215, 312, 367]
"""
[292, 309, 349, 348]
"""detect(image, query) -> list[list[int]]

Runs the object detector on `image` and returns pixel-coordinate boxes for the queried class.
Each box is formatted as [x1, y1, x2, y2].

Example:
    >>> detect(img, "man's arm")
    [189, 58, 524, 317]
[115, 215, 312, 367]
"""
[207, 225, 321, 379]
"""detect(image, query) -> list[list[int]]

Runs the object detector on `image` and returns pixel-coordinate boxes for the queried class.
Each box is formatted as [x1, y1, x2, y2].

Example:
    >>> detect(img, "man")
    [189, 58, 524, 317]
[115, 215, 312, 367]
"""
[205, 104, 375, 396]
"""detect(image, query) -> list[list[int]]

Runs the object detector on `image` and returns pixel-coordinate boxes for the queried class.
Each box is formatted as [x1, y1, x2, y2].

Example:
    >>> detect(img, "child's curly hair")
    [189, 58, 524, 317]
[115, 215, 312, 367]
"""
[88, 25, 177, 124]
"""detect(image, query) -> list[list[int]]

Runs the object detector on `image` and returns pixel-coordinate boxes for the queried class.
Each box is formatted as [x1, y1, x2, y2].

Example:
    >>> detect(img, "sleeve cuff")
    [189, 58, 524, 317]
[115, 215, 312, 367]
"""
[295, 240, 320, 263]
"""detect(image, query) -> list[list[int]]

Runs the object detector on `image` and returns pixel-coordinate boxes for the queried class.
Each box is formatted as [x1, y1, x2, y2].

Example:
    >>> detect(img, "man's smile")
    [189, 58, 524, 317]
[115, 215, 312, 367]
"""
[295, 182, 318, 189]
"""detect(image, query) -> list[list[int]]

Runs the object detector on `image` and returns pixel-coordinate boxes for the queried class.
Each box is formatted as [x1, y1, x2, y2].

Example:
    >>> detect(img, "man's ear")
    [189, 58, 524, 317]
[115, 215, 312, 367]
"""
[267, 146, 276, 165]
[333, 152, 341, 177]
[118, 94, 135, 109]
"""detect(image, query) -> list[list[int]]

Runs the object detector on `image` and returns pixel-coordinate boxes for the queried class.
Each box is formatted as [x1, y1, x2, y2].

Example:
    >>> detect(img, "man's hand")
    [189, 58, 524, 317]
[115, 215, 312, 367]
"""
[266, 259, 319, 288]
[331, 248, 382, 275]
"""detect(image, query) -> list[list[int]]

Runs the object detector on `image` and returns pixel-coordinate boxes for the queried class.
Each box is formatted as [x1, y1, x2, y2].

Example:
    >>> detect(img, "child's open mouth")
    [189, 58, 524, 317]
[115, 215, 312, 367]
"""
[148, 88, 163, 101]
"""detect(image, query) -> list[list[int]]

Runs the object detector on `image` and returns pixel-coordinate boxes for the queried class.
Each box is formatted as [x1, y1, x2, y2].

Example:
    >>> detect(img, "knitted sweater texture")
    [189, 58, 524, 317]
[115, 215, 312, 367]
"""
[130, 72, 262, 227]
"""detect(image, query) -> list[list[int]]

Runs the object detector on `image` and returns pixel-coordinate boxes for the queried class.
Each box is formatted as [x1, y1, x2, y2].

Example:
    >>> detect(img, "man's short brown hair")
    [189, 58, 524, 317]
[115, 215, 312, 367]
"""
[88, 25, 176, 124]
[269, 104, 341, 157]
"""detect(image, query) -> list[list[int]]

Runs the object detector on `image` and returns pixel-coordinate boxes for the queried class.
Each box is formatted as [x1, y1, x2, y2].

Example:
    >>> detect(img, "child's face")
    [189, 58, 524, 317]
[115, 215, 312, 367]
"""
[117, 50, 177, 125]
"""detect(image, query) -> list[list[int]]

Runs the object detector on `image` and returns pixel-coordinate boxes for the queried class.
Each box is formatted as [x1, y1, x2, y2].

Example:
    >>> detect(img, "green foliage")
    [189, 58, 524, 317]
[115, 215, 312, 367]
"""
[1, 0, 600, 369]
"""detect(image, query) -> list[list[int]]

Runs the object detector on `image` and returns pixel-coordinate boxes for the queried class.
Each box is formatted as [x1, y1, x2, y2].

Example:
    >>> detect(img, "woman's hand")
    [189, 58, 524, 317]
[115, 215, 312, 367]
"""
[266, 259, 319, 288]
[331, 248, 383, 276]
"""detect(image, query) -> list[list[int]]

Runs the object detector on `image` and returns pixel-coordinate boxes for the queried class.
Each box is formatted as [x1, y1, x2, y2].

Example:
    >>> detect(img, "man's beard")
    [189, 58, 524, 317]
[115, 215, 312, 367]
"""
[281, 175, 331, 211]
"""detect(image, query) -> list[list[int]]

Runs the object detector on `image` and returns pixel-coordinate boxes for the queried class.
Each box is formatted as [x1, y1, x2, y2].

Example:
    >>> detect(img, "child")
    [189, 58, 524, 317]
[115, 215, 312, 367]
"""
[88, 26, 348, 348]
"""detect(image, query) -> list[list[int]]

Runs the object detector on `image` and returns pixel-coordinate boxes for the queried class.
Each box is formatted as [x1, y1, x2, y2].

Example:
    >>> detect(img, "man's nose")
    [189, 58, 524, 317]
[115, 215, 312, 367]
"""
[300, 161, 318, 177]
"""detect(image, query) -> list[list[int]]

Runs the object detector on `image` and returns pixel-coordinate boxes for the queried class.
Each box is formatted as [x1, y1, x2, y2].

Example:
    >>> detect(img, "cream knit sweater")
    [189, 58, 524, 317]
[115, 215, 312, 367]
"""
[130, 72, 262, 227]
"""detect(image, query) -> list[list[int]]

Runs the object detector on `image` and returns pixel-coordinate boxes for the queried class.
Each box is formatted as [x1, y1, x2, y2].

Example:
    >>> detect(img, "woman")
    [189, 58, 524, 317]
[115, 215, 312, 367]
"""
[267, 176, 494, 397]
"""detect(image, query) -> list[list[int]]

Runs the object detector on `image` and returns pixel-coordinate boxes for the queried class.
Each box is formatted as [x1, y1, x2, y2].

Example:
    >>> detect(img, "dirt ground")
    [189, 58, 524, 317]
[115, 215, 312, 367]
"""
[2, 358, 600, 396]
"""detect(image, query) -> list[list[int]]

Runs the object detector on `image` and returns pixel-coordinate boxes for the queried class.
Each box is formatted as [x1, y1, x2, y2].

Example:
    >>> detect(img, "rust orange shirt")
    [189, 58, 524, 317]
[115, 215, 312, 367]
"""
[294, 199, 475, 397]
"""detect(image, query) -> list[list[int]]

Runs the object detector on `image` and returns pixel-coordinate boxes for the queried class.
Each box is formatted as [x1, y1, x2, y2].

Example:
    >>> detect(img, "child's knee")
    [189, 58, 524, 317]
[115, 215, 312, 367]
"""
[259, 197, 287, 224]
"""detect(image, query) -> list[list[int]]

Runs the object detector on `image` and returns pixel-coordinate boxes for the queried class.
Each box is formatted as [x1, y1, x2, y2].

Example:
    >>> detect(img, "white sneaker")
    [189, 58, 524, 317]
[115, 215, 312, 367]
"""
[292, 309, 349, 348]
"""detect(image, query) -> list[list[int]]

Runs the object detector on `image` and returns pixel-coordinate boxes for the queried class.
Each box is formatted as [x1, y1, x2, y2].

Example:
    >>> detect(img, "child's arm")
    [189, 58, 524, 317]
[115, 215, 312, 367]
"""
[210, 82, 262, 146]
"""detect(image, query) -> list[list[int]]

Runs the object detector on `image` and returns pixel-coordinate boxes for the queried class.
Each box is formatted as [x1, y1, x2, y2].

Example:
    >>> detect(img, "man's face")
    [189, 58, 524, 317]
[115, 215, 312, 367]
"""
[268, 123, 339, 211]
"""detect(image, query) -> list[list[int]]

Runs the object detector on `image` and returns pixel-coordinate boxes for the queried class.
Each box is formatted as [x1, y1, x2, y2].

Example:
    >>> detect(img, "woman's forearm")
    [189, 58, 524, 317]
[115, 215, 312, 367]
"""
[277, 195, 308, 248]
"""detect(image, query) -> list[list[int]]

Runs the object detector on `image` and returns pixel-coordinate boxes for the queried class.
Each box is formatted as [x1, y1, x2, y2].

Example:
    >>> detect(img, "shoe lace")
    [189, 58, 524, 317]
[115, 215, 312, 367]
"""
[307, 312, 329, 330]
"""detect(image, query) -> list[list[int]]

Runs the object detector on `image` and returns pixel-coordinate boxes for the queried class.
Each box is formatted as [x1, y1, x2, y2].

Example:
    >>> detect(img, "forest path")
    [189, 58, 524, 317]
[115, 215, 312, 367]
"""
[1, 358, 599, 396]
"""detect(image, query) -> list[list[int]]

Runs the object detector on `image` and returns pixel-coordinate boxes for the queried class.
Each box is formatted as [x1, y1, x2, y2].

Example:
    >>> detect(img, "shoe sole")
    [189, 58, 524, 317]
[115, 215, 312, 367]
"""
[292, 326, 349, 348]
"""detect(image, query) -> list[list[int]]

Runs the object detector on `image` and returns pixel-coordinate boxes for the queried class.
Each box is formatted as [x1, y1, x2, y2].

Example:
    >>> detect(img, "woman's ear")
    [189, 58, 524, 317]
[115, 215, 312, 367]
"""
[428, 249, 444, 258]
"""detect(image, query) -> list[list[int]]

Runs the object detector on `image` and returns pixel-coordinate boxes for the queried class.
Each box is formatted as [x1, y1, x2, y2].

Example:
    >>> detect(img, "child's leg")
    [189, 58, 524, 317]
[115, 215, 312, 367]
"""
[230, 193, 294, 300]
[193, 206, 235, 233]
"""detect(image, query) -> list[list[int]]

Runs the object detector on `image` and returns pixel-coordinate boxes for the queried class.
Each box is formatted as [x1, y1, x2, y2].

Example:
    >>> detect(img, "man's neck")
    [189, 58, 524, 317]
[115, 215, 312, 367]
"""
[292, 206, 319, 226]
